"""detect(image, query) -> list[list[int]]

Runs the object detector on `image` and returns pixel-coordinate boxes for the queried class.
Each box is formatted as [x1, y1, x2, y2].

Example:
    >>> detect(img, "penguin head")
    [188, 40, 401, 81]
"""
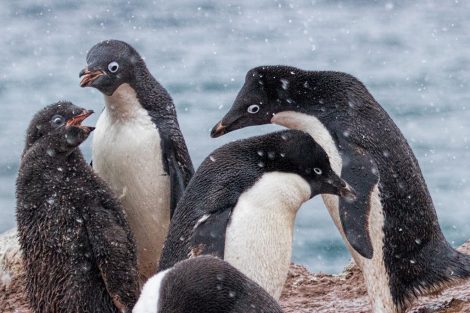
[211, 65, 305, 138]
[79, 40, 143, 96]
[259, 130, 355, 200]
[25, 101, 94, 155]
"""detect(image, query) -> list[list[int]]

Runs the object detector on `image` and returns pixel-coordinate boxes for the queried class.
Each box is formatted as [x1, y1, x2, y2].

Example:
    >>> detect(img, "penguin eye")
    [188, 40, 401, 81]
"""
[247, 104, 260, 114]
[313, 168, 322, 175]
[108, 61, 119, 73]
[51, 115, 65, 127]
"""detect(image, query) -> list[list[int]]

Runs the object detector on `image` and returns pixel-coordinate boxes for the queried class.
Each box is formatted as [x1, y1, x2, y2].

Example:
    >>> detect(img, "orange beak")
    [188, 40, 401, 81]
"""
[66, 110, 94, 127]
[210, 121, 227, 138]
[79, 67, 105, 87]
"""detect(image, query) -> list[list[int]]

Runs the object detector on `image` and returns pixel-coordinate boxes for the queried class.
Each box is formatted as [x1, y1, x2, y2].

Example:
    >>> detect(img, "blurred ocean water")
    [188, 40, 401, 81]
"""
[1, 0, 469, 273]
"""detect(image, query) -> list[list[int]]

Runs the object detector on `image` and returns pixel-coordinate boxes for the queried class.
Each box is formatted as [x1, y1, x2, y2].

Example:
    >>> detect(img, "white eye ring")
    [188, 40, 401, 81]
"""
[314, 168, 322, 175]
[247, 104, 260, 114]
[51, 115, 65, 127]
[108, 61, 119, 73]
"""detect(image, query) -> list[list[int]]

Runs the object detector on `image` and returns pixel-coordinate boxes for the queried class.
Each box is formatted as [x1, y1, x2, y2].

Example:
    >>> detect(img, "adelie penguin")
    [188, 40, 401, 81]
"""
[16, 102, 140, 313]
[133, 256, 284, 313]
[159, 130, 355, 300]
[211, 66, 470, 312]
[79, 40, 194, 281]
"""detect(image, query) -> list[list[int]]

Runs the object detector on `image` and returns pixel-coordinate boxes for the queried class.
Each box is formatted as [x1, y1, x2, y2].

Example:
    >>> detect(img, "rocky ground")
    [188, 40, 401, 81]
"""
[279, 240, 470, 313]
[1, 228, 469, 312]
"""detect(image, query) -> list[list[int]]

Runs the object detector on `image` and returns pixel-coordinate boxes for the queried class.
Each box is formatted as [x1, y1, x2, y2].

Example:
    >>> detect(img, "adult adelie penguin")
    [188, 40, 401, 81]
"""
[159, 130, 355, 300]
[16, 102, 140, 313]
[79, 40, 194, 281]
[133, 256, 284, 313]
[210, 66, 470, 312]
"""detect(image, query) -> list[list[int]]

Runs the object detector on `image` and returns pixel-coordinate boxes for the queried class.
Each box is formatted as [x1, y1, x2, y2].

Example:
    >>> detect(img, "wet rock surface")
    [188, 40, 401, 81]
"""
[1, 229, 469, 313]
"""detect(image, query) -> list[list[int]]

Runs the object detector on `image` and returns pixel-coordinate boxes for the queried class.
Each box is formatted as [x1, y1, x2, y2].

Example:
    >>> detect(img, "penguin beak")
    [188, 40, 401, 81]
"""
[79, 67, 106, 87]
[211, 105, 271, 138]
[66, 110, 95, 132]
[210, 115, 245, 138]
[322, 173, 357, 201]
[339, 181, 356, 202]
[210, 121, 227, 138]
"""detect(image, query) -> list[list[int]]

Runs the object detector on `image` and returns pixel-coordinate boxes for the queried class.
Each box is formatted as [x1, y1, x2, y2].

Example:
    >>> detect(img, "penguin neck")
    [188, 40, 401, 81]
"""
[133, 68, 178, 121]
[22, 138, 84, 169]
[272, 111, 342, 175]
[224, 171, 311, 300]
[103, 83, 148, 122]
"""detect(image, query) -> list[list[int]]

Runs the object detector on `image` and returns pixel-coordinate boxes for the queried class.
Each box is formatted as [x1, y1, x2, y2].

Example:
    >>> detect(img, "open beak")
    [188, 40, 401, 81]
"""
[79, 67, 105, 87]
[210, 121, 227, 138]
[66, 110, 95, 132]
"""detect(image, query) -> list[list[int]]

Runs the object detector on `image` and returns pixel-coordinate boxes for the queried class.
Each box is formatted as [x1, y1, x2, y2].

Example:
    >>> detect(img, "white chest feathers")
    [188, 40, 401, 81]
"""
[224, 172, 311, 300]
[92, 83, 171, 280]
[271, 111, 356, 252]
[272, 111, 393, 312]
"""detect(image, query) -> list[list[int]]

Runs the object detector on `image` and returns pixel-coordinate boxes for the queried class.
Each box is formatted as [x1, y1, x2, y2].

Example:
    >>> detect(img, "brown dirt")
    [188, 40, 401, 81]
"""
[1, 229, 469, 313]
[280, 263, 370, 313]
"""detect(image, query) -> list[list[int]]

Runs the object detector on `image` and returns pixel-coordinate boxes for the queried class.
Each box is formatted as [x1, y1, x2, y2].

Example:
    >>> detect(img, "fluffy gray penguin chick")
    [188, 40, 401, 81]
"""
[16, 101, 140, 313]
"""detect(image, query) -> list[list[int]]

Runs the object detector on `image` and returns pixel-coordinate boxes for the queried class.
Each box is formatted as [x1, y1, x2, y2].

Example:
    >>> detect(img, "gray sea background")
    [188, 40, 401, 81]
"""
[1, 0, 469, 273]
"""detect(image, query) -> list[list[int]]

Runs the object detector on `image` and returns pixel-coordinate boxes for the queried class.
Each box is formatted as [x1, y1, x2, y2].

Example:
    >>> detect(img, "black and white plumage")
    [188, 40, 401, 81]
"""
[159, 130, 355, 299]
[211, 65, 470, 312]
[79, 40, 194, 281]
[133, 256, 284, 313]
[16, 102, 139, 313]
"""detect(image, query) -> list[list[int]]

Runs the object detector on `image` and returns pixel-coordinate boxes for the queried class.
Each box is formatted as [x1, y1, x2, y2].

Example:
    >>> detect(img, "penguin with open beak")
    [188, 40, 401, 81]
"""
[80, 40, 194, 282]
[17, 101, 139, 313]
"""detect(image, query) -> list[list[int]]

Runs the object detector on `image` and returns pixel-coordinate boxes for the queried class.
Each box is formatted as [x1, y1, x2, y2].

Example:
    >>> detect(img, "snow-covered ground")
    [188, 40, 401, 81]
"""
[1, 0, 469, 273]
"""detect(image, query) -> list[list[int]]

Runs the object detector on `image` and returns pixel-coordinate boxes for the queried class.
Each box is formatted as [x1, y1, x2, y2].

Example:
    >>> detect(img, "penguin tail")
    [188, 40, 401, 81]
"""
[457, 248, 470, 276]
[437, 243, 470, 283]
[391, 240, 470, 311]
[402, 241, 470, 305]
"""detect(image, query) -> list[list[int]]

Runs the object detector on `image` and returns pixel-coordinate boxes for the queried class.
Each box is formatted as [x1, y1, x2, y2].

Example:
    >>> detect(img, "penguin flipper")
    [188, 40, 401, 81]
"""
[82, 201, 140, 310]
[338, 139, 379, 259]
[161, 133, 194, 218]
[190, 208, 233, 259]
[166, 146, 185, 218]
